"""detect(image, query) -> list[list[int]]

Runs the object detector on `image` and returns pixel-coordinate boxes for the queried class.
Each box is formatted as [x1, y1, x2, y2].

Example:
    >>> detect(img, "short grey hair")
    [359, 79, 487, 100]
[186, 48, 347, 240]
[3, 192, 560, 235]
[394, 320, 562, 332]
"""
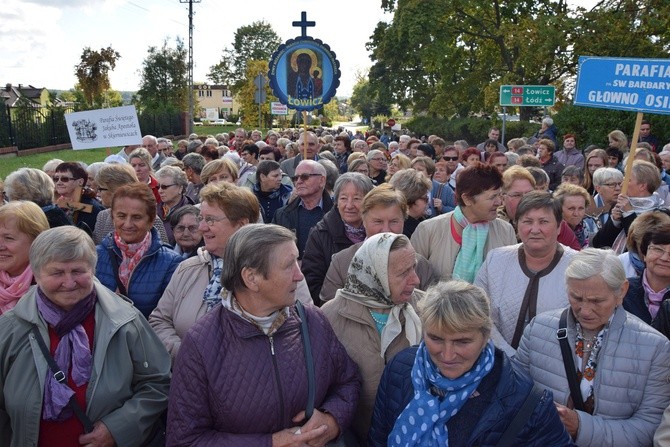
[182, 153, 206, 174]
[30, 226, 98, 274]
[333, 172, 374, 201]
[542, 116, 554, 126]
[565, 247, 626, 293]
[592, 167, 624, 187]
[42, 159, 64, 173]
[5, 168, 55, 205]
[419, 280, 492, 336]
[297, 160, 326, 177]
[221, 223, 296, 293]
[155, 165, 188, 189]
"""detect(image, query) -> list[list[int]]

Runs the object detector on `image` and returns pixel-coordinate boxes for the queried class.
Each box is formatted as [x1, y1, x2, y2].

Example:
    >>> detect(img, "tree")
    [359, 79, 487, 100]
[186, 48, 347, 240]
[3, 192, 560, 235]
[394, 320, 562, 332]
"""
[136, 38, 188, 112]
[207, 21, 282, 91]
[74, 46, 120, 109]
[237, 60, 276, 128]
[350, 70, 391, 121]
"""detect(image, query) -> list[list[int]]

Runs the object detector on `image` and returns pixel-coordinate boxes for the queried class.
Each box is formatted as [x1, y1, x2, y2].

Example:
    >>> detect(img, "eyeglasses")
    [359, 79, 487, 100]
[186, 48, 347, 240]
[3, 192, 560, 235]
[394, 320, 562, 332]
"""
[370, 157, 387, 162]
[601, 182, 623, 189]
[174, 225, 199, 233]
[196, 215, 228, 226]
[158, 183, 177, 190]
[505, 192, 525, 199]
[647, 245, 670, 258]
[442, 156, 459, 161]
[291, 173, 322, 182]
[53, 176, 75, 183]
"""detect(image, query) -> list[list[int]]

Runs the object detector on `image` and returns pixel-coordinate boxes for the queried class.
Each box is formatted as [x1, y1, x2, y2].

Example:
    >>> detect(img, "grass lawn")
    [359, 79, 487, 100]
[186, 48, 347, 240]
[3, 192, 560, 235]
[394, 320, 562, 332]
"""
[0, 148, 116, 179]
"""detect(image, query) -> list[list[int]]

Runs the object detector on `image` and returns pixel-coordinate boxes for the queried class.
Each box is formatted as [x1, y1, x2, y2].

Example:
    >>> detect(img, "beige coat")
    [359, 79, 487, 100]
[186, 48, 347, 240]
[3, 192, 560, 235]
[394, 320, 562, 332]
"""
[410, 211, 517, 280]
[319, 241, 437, 303]
[321, 291, 424, 444]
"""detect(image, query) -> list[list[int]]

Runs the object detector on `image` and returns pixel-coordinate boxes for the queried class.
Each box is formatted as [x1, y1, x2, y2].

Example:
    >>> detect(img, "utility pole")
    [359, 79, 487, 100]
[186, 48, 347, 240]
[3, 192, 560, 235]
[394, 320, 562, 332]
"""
[180, 0, 200, 134]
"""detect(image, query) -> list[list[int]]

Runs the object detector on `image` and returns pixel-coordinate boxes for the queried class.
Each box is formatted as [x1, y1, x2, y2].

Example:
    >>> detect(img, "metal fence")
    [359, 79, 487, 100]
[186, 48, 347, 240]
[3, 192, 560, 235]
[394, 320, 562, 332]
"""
[0, 105, 184, 151]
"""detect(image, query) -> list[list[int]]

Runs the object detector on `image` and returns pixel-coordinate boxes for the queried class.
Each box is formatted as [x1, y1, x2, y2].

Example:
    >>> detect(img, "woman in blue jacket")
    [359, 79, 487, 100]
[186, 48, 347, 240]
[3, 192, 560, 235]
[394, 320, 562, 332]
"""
[96, 183, 182, 318]
[369, 280, 573, 447]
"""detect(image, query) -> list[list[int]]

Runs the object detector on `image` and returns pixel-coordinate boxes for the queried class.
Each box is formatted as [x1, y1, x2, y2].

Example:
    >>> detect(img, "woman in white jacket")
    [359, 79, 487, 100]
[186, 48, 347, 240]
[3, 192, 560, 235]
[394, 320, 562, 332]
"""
[515, 248, 670, 447]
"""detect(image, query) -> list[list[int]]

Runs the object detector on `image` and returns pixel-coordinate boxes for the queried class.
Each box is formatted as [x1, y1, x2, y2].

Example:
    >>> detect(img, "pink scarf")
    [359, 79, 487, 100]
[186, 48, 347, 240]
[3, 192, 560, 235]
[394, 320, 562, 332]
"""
[0, 265, 33, 315]
[113, 232, 152, 290]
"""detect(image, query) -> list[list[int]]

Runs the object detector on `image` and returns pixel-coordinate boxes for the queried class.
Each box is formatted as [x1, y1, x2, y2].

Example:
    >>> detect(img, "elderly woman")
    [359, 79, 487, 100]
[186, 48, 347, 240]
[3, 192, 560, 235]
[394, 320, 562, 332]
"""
[348, 158, 370, 176]
[412, 163, 516, 282]
[515, 248, 670, 446]
[389, 168, 432, 238]
[252, 160, 293, 223]
[367, 149, 388, 185]
[201, 157, 239, 185]
[155, 165, 194, 245]
[623, 222, 670, 326]
[462, 147, 482, 168]
[0, 201, 49, 314]
[475, 191, 578, 355]
[386, 153, 411, 182]
[93, 163, 169, 245]
[166, 224, 360, 446]
[593, 160, 664, 251]
[369, 280, 571, 446]
[0, 226, 170, 447]
[95, 183, 182, 318]
[302, 172, 374, 305]
[320, 184, 436, 303]
[4, 167, 71, 228]
[53, 162, 104, 234]
[128, 147, 161, 203]
[322, 233, 423, 444]
[554, 183, 598, 248]
[169, 205, 203, 258]
[591, 167, 623, 225]
[619, 211, 670, 278]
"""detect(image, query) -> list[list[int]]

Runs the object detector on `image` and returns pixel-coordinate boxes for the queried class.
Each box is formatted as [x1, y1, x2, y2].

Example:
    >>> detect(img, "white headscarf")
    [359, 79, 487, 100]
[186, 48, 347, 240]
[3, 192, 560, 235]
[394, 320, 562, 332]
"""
[335, 233, 421, 357]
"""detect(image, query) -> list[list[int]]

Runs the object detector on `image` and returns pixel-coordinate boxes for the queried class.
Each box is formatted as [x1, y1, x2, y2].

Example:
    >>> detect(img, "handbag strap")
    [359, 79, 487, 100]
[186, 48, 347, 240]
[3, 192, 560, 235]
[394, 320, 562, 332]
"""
[495, 385, 542, 447]
[295, 300, 315, 420]
[30, 326, 94, 433]
[108, 248, 128, 297]
[557, 309, 586, 411]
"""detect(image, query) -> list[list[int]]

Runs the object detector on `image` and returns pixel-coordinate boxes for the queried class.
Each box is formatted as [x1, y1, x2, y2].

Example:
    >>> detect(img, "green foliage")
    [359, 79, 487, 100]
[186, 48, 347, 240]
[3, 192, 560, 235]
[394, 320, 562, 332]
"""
[74, 46, 121, 109]
[207, 21, 281, 92]
[136, 38, 188, 113]
[350, 71, 391, 120]
[237, 60, 276, 128]
[405, 115, 539, 144]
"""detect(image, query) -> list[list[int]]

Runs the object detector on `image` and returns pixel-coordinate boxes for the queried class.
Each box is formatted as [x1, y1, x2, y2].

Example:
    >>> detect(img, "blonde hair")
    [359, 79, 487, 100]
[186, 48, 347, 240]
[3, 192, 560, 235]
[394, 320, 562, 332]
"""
[0, 201, 49, 240]
[419, 281, 492, 336]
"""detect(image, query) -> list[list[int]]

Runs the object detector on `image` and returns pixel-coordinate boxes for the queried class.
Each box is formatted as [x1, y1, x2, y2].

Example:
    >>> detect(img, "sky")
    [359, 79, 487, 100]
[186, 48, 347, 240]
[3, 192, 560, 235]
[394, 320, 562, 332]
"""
[2, 0, 393, 97]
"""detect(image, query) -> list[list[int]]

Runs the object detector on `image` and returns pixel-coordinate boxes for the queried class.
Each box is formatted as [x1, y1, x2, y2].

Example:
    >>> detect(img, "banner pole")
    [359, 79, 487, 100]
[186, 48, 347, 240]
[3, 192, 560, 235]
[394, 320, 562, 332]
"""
[620, 112, 644, 196]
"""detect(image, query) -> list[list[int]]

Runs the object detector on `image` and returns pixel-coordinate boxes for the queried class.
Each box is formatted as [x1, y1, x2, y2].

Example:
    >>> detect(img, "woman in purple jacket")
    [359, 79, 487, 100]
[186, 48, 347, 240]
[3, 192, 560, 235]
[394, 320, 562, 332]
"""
[167, 224, 361, 446]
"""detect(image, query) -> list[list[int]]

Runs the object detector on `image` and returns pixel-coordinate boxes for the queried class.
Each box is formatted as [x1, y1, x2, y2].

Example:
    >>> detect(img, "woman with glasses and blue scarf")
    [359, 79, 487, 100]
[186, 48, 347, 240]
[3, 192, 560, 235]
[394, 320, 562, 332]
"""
[369, 280, 571, 446]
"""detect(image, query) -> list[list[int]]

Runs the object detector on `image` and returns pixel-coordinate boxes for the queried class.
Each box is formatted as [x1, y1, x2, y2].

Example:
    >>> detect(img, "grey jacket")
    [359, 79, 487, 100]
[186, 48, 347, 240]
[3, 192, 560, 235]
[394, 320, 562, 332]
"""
[515, 306, 670, 447]
[0, 280, 171, 447]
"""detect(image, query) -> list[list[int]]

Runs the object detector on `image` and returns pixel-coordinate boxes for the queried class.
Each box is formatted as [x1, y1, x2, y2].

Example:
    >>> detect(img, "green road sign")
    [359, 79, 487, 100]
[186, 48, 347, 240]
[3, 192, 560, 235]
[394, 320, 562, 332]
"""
[500, 85, 555, 106]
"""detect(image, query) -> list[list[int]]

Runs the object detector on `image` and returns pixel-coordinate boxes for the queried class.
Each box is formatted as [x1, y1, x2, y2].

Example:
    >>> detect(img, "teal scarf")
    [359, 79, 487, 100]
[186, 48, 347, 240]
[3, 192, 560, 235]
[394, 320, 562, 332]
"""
[452, 206, 490, 283]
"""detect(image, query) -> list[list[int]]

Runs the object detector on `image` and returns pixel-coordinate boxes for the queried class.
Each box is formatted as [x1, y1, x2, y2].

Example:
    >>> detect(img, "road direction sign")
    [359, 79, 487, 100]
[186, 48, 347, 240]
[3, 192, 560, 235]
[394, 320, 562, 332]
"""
[500, 85, 555, 106]
[574, 56, 670, 115]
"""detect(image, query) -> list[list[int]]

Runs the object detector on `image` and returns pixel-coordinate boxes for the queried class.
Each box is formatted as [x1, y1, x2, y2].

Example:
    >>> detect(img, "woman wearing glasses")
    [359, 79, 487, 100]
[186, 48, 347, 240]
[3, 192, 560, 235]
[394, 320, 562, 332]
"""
[52, 162, 104, 235]
[170, 205, 203, 259]
[95, 183, 182, 318]
[623, 223, 670, 333]
[367, 149, 388, 185]
[149, 182, 312, 363]
[155, 165, 195, 245]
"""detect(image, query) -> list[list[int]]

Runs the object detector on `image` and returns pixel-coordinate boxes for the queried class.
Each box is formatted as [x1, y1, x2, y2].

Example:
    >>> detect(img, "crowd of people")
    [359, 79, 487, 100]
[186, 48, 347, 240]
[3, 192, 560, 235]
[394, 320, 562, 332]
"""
[0, 121, 670, 446]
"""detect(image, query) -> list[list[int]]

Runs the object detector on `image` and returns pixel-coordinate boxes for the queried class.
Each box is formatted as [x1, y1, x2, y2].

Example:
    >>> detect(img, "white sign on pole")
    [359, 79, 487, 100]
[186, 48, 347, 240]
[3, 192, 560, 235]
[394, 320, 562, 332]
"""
[206, 108, 219, 121]
[65, 105, 142, 150]
[271, 102, 288, 115]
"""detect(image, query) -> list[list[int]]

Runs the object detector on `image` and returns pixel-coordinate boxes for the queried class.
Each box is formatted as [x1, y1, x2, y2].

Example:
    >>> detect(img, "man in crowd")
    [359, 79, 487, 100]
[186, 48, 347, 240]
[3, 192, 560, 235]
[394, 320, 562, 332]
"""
[477, 127, 505, 152]
[639, 120, 660, 152]
[142, 135, 164, 171]
[273, 160, 332, 259]
[280, 131, 321, 178]
[183, 153, 205, 203]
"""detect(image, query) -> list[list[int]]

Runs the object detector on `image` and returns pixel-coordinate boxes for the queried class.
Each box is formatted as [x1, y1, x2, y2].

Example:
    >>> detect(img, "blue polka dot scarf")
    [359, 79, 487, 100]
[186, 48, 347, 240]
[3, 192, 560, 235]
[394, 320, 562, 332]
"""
[389, 340, 495, 446]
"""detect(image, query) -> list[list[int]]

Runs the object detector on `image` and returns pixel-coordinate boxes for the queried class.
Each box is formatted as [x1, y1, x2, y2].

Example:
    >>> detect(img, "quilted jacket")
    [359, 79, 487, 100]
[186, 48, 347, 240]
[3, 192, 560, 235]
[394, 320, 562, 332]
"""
[166, 302, 361, 446]
[515, 306, 670, 447]
[301, 207, 355, 305]
[368, 347, 572, 447]
[96, 227, 183, 318]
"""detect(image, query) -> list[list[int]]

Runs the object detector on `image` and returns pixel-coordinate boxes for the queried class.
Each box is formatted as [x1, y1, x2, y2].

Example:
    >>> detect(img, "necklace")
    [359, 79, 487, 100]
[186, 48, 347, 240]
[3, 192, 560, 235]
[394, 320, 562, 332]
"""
[583, 336, 597, 351]
[369, 309, 388, 326]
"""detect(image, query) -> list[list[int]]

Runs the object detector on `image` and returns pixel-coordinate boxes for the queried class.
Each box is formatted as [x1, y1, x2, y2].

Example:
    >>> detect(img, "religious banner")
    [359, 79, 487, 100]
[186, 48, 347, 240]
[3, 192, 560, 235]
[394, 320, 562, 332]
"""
[65, 105, 142, 150]
[268, 12, 341, 111]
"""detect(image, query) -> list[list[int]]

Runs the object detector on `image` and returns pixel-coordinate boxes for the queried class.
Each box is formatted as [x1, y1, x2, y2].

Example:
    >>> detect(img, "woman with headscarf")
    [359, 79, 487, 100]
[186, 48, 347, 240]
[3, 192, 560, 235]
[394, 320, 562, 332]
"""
[322, 233, 422, 443]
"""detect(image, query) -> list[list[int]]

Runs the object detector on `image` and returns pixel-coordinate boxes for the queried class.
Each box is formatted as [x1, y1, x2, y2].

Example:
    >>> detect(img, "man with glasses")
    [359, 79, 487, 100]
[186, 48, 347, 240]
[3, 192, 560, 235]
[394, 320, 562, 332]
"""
[279, 131, 322, 178]
[273, 160, 332, 259]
